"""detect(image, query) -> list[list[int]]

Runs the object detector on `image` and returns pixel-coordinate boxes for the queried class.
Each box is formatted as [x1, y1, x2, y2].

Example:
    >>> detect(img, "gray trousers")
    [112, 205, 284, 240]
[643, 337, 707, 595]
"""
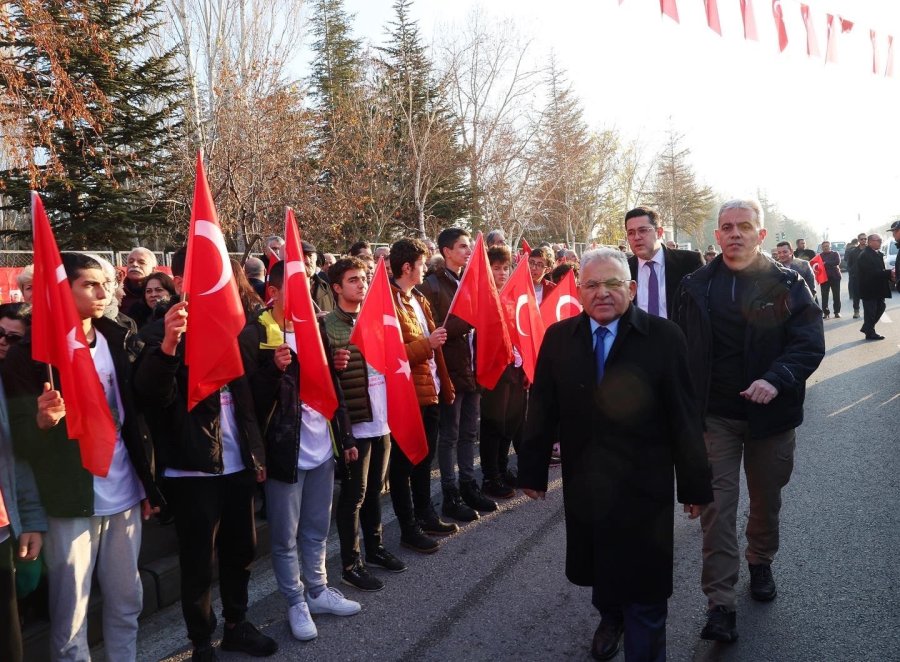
[701, 416, 795, 610]
[438, 389, 480, 488]
[266, 459, 334, 607]
[44, 506, 143, 662]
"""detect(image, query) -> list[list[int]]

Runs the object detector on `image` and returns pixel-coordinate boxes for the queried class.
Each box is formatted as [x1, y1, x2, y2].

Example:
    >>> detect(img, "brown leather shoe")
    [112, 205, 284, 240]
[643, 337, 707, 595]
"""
[591, 619, 624, 661]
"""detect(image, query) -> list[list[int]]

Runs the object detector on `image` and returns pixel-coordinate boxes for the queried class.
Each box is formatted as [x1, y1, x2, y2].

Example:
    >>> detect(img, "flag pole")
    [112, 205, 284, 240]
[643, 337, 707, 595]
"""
[46, 365, 55, 391]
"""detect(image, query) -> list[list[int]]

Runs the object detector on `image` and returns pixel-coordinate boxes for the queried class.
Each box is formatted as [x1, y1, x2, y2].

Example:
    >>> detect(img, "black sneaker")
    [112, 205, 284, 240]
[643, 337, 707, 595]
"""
[366, 546, 408, 573]
[342, 561, 385, 592]
[748, 563, 777, 601]
[700, 606, 738, 642]
[400, 525, 440, 554]
[416, 506, 460, 536]
[834, 312, 842, 319]
[442, 486, 479, 521]
[221, 620, 278, 657]
[191, 645, 218, 662]
[460, 479, 498, 512]
[502, 468, 518, 487]
[482, 477, 515, 499]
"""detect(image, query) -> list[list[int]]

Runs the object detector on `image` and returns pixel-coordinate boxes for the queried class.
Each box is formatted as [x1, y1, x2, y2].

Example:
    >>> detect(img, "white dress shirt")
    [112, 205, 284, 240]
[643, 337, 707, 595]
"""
[636, 248, 667, 318]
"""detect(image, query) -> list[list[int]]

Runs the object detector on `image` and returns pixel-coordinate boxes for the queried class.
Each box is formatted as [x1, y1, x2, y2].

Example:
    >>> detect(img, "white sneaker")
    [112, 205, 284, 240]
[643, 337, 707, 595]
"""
[288, 602, 317, 641]
[306, 586, 362, 616]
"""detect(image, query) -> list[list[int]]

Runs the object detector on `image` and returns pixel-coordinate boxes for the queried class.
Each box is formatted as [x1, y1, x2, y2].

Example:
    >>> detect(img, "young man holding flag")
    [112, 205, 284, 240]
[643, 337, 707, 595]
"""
[238, 260, 361, 643]
[4, 252, 163, 661]
[322, 257, 408, 592]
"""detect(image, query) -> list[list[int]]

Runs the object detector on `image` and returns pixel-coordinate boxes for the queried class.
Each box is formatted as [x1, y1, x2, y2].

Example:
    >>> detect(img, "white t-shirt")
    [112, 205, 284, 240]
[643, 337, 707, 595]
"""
[164, 386, 244, 478]
[91, 331, 145, 515]
[285, 332, 334, 470]
[407, 295, 440, 394]
[534, 282, 544, 305]
[352, 366, 390, 439]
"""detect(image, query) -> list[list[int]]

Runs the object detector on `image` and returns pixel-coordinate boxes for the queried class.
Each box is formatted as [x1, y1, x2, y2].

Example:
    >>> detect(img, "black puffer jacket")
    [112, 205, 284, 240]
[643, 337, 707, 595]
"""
[420, 267, 476, 392]
[673, 254, 826, 440]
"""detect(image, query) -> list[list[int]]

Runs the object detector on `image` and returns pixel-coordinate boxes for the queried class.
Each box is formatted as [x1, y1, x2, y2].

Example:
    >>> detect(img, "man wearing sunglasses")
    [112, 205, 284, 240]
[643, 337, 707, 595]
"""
[518, 248, 712, 662]
[0, 304, 28, 362]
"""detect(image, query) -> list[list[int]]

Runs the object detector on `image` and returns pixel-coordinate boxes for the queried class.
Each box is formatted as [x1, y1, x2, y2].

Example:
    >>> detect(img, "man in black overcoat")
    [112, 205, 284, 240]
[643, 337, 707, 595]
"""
[857, 233, 894, 340]
[518, 248, 713, 662]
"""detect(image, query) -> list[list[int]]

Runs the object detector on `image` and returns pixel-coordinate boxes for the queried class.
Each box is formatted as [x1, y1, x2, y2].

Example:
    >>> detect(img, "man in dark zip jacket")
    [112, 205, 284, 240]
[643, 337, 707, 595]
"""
[133, 294, 275, 661]
[673, 199, 825, 644]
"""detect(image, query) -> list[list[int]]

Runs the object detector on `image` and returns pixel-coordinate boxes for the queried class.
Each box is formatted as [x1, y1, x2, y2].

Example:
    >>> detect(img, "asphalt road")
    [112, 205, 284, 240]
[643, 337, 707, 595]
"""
[122, 294, 899, 662]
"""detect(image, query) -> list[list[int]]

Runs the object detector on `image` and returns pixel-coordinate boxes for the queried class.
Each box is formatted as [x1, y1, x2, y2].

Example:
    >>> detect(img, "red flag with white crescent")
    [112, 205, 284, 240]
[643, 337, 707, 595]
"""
[444, 233, 514, 390]
[183, 152, 246, 410]
[808, 254, 829, 285]
[773, 1, 788, 52]
[540, 269, 583, 329]
[705, 0, 722, 36]
[801, 4, 820, 58]
[31, 192, 117, 476]
[350, 258, 427, 464]
[740, 0, 758, 41]
[499, 257, 545, 383]
[282, 208, 338, 419]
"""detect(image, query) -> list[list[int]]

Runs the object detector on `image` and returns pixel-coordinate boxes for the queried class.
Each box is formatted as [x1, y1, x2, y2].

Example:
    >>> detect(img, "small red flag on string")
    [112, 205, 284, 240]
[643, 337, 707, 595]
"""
[872, 30, 881, 75]
[705, 0, 722, 36]
[660, 0, 679, 23]
[772, 1, 788, 52]
[887, 36, 895, 78]
[740, 0, 758, 41]
[31, 192, 117, 476]
[801, 4, 820, 58]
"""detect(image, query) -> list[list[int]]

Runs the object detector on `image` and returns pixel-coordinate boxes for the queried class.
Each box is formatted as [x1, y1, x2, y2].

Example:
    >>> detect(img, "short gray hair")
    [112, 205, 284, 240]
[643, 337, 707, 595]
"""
[486, 229, 506, 246]
[718, 199, 764, 228]
[579, 247, 630, 280]
[868, 233, 883, 242]
[16, 264, 33, 288]
[244, 257, 265, 279]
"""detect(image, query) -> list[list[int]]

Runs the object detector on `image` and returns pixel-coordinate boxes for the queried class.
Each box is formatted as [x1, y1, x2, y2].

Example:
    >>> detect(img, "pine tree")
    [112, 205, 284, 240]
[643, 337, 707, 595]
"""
[0, 0, 185, 249]
[309, 0, 362, 134]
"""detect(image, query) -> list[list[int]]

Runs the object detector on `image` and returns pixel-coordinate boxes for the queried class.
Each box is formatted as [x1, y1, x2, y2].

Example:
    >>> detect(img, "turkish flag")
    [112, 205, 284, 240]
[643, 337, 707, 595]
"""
[887, 36, 895, 78]
[801, 4, 820, 58]
[445, 232, 513, 390]
[540, 269, 583, 329]
[350, 258, 427, 464]
[31, 192, 117, 476]
[499, 257, 545, 383]
[283, 208, 338, 419]
[740, 0, 758, 41]
[266, 247, 280, 272]
[705, 0, 722, 36]
[808, 254, 829, 285]
[660, 0, 678, 23]
[825, 14, 852, 64]
[182, 153, 246, 411]
[521, 238, 532, 254]
[773, 1, 788, 52]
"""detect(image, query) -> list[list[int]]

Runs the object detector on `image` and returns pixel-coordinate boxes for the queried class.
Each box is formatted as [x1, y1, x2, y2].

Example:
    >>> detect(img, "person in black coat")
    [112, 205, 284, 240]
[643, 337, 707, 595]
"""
[857, 234, 894, 340]
[624, 206, 704, 318]
[518, 248, 712, 662]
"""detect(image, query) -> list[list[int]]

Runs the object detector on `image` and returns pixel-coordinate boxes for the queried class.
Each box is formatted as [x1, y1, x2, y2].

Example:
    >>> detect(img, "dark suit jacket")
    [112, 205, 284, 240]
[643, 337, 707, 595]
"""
[857, 247, 892, 300]
[628, 247, 703, 317]
[517, 305, 712, 608]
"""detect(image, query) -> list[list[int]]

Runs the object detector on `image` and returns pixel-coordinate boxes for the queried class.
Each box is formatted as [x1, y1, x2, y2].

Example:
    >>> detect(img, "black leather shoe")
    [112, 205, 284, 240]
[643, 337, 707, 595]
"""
[221, 620, 278, 657]
[700, 606, 738, 642]
[590, 619, 624, 660]
[416, 505, 460, 536]
[342, 561, 385, 592]
[482, 477, 516, 499]
[749, 563, 777, 601]
[865, 334, 885, 340]
[366, 545, 408, 573]
[460, 479, 498, 512]
[442, 486, 479, 521]
[400, 525, 440, 554]
[191, 645, 218, 662]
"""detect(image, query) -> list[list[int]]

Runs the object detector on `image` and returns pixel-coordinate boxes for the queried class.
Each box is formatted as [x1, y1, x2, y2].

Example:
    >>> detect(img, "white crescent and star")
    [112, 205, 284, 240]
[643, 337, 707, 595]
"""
[396, 358, 411, 379]
[55, 265, 66, 284]
[284, 259, 307, 323]
[515, 294, 530, 337]
[555, 294, 583, 322]
[67, 327, 87, 360]
[194, 220, 233, 296]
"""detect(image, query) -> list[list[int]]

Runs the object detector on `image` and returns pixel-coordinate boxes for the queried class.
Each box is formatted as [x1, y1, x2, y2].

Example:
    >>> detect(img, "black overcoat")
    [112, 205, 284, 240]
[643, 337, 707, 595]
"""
[857, 247, 893, 300]
[518, 305, 712, 608]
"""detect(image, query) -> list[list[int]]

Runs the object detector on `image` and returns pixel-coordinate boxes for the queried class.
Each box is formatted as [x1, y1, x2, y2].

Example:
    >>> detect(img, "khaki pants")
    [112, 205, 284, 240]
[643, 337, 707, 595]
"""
[701, 416, 795, 610]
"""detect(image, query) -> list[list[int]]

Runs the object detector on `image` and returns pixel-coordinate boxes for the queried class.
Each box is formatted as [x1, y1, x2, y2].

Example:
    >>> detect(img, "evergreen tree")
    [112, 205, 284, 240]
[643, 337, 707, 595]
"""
[309, 0, 362, 133]
[0, 0, 185, 249]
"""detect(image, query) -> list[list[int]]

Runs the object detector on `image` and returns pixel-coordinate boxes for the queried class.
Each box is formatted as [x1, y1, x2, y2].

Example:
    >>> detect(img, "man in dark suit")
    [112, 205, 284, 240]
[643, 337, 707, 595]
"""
[857, 233, 894, 340]
[519, 248, 713, 662]
[625, 207, 703, 318]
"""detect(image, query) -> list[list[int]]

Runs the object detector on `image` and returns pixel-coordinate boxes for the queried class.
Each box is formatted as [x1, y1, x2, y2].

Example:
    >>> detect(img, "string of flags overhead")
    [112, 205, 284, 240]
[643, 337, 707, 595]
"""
[618, 0, 895, 77]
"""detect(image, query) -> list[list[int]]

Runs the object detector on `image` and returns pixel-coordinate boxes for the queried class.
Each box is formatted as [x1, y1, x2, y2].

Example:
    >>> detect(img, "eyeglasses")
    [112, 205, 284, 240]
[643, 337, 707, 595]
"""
[0, 328, 23, 344]
[582, 278, 631, 292]
[626, 226, 656, 239]
[528, 260, 547, 269]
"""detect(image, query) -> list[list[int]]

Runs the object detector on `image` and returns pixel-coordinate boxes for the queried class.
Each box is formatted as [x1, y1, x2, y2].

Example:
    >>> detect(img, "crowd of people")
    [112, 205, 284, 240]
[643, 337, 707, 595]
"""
[0, 204, 897, 662]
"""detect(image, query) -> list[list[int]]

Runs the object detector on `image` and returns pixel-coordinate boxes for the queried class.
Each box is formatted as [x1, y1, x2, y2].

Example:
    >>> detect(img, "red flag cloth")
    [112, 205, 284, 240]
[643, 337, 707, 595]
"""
[825, 15, 851, 64]
[282, 208, 338, 419]
[740, 0, 758, 41]
[887, 36, 895, 78]
[808, 254, 829, 285]
[445, 233, 514, 390]
[267, 247, 280, 272]
[801, 4, 820, 57]
[182, 153, 246, 411]
[772, 1, 788, 52]
[872, 30, 881, 75]
[659, 0, 679, 22]
[521, 238, 532, 254]
[31, 192, 117, 476]
[540, 269, 583, 329]
[350, 258, 427, 464]
[499, 257, 545, 384]
[705, 0, 722, 35]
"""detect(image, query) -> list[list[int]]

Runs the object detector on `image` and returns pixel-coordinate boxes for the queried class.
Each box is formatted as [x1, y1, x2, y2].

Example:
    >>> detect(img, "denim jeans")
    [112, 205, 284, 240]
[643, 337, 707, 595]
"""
[266, 459, 334, 606]
[438, 389, 480, 488]
[336, 435, 389, 567]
